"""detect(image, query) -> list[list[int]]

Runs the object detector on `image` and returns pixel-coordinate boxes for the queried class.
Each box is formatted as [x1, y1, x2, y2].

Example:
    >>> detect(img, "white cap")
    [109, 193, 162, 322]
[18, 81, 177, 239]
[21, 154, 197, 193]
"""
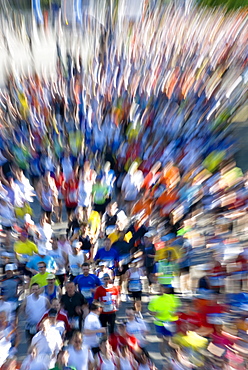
[5, 263, 17, 271]
[72, 241, 81, 249]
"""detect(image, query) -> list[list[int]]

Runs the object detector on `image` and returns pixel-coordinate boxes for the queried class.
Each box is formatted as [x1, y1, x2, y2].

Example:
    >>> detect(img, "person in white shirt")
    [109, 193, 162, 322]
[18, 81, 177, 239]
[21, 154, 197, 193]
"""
[68, 331, 94, 370]
[35, 214, 53, 252]
[0, 311, 16, 367]
[48, 237, 68, 288]
[58, 234, 72, 255]
[121, 162, 144, 214]
[20, 345, 49, 370]
[83, 303, 106, 354]
[20, 283, 50, 343]
[68, 241, 85, 280]
[31, 317, 62, 368]
[0, 197, 15, 229]
[0, 290, 12, 322]
[125, 307, 148, 349]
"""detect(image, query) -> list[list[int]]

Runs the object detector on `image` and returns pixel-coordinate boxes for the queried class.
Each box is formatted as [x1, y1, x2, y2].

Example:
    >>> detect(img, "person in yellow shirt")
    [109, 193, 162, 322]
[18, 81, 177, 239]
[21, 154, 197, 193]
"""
[14, 232, 38, 282]
[148, 284, 180, 356]
[14, 232, 38, 262]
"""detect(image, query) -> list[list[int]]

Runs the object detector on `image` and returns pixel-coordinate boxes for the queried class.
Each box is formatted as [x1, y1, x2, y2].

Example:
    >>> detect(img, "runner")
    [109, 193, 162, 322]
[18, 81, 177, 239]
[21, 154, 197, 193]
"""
[148, 285, 180, 357]
[74, 262, 101, 305]
[60, 281, 87, 332]
[67, 331, 94, 370]
[21, 283, 50, 343]
[94, 273, 120, 334]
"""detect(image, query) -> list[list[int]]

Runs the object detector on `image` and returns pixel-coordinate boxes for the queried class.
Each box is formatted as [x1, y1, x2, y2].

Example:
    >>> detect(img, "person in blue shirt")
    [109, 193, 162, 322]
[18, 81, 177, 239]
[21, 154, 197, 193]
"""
[73, 262, 101, 304]
[26, 247, 57, 275]
[94, 238, 119, 270]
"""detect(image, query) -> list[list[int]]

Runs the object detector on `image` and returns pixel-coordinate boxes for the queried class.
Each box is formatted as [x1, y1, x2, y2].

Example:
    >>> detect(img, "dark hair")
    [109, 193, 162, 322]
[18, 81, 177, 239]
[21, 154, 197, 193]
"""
[52, 297, 59, 301]
[48, 308, 58, 317]
[99, 336, 108, 346]
[161, 285, 175, 294]
[31, 283, 40, 288]
[89, 303, 101, 311]
[82, 262, 89, 268]
[38, 261, 47, 267]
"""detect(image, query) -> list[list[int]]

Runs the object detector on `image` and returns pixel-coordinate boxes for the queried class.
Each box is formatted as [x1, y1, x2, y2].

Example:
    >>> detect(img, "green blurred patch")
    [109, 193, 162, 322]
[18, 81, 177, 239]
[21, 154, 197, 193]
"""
[8, 0, 61, 10]
[197, 0, 248, 11]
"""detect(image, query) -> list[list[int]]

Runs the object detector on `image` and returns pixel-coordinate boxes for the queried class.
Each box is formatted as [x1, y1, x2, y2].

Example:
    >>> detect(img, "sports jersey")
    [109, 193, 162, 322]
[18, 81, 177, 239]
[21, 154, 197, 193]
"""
[94, 248, 119, 269]
[74, 274, 101, 303]
[26, 255, 57, 273]
[30, 272, 59, 288]
[92, 183, 108, 204]
[14, 240, 38, 263]
[148, 294, 180, 325]
[94, 285, 119, 314]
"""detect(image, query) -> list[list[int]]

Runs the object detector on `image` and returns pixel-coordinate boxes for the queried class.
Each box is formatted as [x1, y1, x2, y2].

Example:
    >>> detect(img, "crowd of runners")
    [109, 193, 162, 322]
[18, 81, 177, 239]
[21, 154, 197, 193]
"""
[0, 1, 247, 369]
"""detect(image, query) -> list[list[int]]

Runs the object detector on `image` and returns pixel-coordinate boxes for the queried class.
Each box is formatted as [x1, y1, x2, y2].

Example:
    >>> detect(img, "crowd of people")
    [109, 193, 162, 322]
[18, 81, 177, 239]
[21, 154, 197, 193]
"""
[0, 0, 247, 369]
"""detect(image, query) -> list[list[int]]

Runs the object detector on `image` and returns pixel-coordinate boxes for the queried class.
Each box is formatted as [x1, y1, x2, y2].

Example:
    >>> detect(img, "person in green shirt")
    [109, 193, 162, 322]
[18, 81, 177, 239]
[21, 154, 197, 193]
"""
[155, 251, 178, 286]
[30, 262, 60, 288]
[148, 284, 180, 356]
[49, 348, 76, 370]
[92, 176, 109, 215]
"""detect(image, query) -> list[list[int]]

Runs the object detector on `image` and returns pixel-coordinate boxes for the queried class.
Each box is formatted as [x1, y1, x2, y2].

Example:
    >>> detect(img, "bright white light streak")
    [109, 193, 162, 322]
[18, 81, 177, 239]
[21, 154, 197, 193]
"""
[207, 100, 221, 121]
[226, 76, 243, 99]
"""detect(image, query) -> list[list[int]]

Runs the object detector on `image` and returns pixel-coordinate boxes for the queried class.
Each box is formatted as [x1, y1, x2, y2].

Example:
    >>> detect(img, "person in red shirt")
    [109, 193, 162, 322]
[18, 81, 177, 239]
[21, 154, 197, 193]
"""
[176, 298, 202, 335]
[63, 174, 79, 221]
[195, 293, 226, 333]
[37, 297, 70, 333]
[108, 322, 140, 354]
[94, 273, 120, 334]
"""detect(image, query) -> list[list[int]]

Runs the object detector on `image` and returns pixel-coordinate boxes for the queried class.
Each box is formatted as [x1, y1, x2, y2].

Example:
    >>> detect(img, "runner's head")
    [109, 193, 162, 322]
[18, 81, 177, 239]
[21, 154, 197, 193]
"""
[38, 262, 47, 275]
[107, 201, 117, 216]
[89, 302, 101, 315]
[48, 308, 58, 325]
[80, 222, 88, 234]
[56, 349, 70, 367]
[72, 240, 82, 255]
[102, 273, 111, 287]
[99, 336, 111, 354]
[72, 331, 83, 351]
[51, 298, 61, 311]
[51, 237, 59, 250]
[65, 281, 76, 297]
[126, 306, 136, 320]
[46, 273, 56, 285]
[30, 283, 41, 297]
[117, 322, 127, 336]
[104, 237, 112, 251]
[82, 262, 90, 276]
[5, 263, 16, 278]
[160, 284, 174, 295]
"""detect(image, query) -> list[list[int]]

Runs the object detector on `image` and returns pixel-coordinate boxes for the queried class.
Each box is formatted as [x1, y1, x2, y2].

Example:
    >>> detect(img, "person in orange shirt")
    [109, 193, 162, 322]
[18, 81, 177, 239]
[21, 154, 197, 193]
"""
[156, 188, 179, 218]
[159, 161, 180, 189]
[131, 197, 153, 218]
